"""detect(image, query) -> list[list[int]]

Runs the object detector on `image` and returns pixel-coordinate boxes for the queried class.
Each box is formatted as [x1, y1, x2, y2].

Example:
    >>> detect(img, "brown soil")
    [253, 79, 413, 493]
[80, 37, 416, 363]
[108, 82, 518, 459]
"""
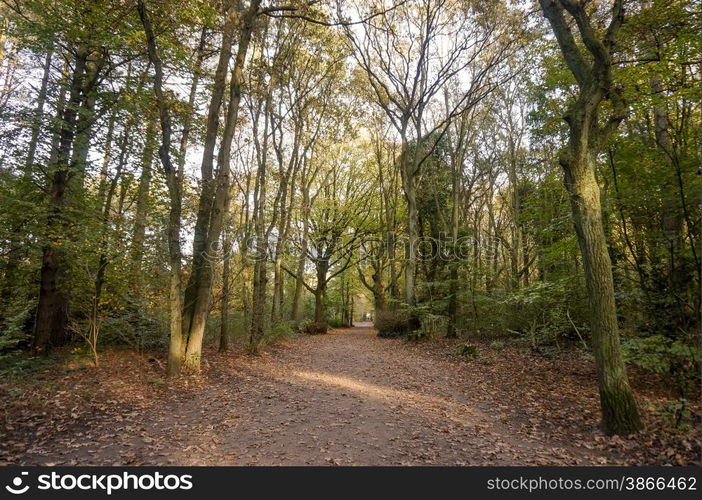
[1, 325, 698, 465]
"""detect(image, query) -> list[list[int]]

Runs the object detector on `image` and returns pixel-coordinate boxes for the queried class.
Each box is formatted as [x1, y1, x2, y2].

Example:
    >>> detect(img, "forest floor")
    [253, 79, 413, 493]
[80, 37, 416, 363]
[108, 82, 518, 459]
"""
[0, 324, 699, 466]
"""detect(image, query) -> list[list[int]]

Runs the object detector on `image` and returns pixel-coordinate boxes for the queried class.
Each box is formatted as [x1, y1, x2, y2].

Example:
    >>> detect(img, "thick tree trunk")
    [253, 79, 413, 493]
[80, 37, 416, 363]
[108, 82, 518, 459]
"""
[313, 259, 329, 323]
[371, 267, 386, 319]
[563, 152, 641, 435]
[539, 0, 641, 436]
[313, 287, 326, 323]
[33, 47, 91, 353]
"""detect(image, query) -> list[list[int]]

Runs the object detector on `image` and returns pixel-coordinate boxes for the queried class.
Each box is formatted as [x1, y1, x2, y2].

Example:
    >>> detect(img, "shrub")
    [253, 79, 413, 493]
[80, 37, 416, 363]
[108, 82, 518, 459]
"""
[622, 334, 700, 397]
[456, 343, 478, 358]
[327, 318, 350, 328]
[489, 340, 505, 351]
[374, 310, 420, 338]
[305, 322, 328, 335]
[0, 304, 33, 354]
[264, 321, 297, 343]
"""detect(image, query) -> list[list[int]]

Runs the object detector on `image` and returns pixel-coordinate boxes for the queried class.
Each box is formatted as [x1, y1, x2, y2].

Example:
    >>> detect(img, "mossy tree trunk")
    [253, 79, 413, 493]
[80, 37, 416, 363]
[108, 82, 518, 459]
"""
[540, 0, 642, 435]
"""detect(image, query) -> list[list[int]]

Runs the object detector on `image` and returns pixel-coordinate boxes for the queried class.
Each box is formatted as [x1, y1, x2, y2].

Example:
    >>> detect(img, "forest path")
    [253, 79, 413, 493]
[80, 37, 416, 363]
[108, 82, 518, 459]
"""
[14, 325, 618, 465]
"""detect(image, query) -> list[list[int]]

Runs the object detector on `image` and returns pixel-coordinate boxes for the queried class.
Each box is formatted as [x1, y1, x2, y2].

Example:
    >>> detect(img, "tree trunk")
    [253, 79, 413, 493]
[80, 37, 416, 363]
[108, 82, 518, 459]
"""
[539, 0, 641, 435]
[130, 117, 156, 275]
[89, 131, 126, 364]
[219, 231, 231, 352]
[138, 0, 184, 377]
[33, 47, 91, 353]
[313, 258, 329, 323]
[401, 156, 418, 307]
[183, 0, 260, 370]
[181, 3, 237, 338]
[446, 147, 461, 337]
[563, 151, 641, 435]
[25, 45, 53, 169]
[291, 182, 310, 325]
[314, 287, 326, 323]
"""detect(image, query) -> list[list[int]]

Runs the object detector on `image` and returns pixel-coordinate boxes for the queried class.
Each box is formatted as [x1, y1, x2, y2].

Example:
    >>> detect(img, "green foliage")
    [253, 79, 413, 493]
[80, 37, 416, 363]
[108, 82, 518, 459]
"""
[489, 340, 505, 351]
[264, 321, 298, 344]
[657, 399, 693, 430]
[326, 318, 348, 328]
[622, 335, 700, 395]
[503, 277, 588, 347]
[375, 310, 420, 338]
[0, 304, 33, 353]
[456, 343, 478, 358]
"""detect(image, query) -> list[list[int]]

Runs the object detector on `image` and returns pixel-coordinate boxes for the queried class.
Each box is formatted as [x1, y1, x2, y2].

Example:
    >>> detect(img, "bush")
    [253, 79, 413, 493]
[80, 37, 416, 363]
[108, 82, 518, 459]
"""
[264, 321, 297, 343]
[489, 340, 505, 351]
[503, 277, 588, 346]
[622, 334, 700, 397]
[374, 310, 420, 338]
[407, 329, 429, 342]
[456, 343, 478, 358]
[0, 304, 33, 354]
[327, 318, 350, 328]
[305, 322, 328, 335]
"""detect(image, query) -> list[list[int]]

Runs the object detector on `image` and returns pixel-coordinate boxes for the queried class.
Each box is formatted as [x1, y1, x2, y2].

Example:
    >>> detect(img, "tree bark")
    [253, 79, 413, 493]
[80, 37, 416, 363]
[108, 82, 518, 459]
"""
[181, 1, 238, 338]
[34, 45, 95, 353]
[130, 117, 156, 276]
[138, 0, 184, 377]
[219, 230, 231, 352]
[183, 0, 261, 369]
[540, 0, 641, 435]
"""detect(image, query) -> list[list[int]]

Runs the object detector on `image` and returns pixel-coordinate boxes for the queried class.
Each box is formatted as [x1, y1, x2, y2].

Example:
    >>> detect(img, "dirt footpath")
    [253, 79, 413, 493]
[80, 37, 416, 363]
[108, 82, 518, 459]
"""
[7, 325, 623, 465]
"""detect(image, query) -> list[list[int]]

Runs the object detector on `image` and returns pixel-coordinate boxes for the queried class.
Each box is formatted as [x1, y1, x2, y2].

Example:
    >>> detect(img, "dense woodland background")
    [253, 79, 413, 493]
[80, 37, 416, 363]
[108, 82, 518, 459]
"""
[0, 0, 700, 456]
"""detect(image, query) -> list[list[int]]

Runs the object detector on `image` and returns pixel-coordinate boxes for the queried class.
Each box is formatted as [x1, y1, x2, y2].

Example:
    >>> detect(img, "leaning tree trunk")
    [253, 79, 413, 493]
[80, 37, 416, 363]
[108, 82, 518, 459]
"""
[181, 5, 237, 339]
[562, 150, 641, 435]
[539, 0, 641, 436]
[183, 0, 260, 370]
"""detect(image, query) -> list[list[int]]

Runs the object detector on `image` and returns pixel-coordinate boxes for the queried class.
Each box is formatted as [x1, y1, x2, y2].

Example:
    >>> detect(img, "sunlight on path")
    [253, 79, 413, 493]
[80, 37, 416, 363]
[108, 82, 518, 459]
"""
[287, 369, 486, 426]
